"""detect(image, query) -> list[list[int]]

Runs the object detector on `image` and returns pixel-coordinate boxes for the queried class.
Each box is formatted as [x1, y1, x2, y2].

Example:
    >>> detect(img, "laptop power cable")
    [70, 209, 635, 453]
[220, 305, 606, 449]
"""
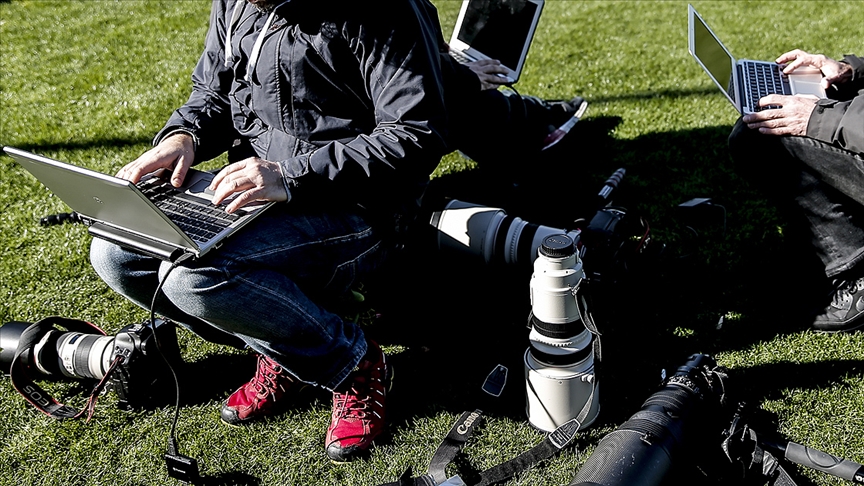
[149, 252, 202, 484]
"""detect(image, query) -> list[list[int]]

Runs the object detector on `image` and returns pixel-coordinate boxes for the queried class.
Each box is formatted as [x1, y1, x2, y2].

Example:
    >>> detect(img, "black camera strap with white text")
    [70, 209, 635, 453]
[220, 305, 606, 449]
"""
[8, 316, 122, 420]
[378, 408, 583, 486]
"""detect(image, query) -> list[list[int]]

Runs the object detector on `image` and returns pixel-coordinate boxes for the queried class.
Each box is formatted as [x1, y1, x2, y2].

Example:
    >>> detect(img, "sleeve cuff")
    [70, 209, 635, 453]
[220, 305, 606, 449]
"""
[275, 161, 294, 204]
[842, 55, 864, 82]
[154, 128, 199, 153]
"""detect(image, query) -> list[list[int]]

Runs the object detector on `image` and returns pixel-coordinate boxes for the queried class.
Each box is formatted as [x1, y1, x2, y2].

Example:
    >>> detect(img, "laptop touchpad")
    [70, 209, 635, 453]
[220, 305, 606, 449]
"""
[790, 73, 826, 98]
[186, 178, 216, 198]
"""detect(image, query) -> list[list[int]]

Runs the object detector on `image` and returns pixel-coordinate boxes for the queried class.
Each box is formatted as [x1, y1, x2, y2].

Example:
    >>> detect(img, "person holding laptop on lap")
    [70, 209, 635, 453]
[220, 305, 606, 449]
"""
[90, 0, 448, 462]
[728, 49, 864, 332]
[418, 0, 588, 160]
[91, 0, 585, 465]
[441, 52, 588, 157]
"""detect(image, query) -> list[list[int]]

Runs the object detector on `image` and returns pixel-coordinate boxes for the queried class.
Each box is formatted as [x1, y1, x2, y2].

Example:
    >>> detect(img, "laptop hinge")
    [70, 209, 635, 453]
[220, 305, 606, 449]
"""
[88, 223, 190, 262]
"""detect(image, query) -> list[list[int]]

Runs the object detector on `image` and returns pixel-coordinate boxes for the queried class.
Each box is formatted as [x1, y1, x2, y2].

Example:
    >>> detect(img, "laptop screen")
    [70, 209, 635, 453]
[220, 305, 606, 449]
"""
[691, 8, 735, 103]
[455, 0, 540, 70]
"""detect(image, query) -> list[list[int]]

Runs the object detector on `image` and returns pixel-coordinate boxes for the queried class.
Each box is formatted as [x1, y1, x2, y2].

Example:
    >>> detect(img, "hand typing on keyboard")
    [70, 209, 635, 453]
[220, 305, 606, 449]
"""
[741, 48, 858, 138]
[777, 49, 854, 91]
[208, 156, 288, 214]
[741, 93, 818, 137]
[118, 133, 287, 214]
[117, 132, 195, 187]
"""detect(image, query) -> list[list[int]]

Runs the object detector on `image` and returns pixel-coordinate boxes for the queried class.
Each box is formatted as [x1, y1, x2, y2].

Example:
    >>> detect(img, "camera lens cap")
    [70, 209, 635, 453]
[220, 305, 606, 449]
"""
[539, 234, 575, 258]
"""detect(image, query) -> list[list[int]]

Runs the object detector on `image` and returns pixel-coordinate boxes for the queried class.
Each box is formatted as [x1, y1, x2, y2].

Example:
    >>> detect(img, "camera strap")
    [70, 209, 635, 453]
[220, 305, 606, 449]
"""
[573, 278, 601, 366]
[721, 406, 801, 486]
[471, 416, 581, 486]
[8, 316, 120, 421]
[427, 409, 485, 485]
[377, 410, 582, 486]
[375, 409, 483, 486]
[722, 425, 800, 486]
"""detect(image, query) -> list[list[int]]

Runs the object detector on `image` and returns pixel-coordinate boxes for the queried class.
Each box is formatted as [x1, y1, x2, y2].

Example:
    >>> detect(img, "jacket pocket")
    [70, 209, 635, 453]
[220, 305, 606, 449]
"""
[286, 31, 372, 141]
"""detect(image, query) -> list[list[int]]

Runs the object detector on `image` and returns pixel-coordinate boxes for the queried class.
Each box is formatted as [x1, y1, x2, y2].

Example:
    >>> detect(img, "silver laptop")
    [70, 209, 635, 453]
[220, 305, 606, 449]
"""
[688, 4, 825, 114]
[4, 146, 274, 262]
[448, 0, 544, 84]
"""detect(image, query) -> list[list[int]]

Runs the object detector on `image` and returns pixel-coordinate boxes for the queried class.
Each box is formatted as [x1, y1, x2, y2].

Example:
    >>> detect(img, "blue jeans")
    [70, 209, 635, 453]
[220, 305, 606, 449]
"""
[729, 119, 864, 278]
[90, 205, 388, 390]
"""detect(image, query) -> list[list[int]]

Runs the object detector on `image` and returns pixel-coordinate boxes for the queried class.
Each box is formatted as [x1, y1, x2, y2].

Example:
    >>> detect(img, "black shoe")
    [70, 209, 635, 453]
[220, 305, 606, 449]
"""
[546, 96, 589, 127]
[540, 96, 589, 150]
[812, 276, 864, 332]
[520, 94, 588, 128]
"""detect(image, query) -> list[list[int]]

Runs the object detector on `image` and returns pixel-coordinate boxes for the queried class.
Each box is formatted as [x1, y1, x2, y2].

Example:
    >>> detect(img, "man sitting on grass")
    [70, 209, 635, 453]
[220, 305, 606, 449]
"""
[729, 49, 864, 333]
[91, 0, 449, 463]
[89, 0, 589, 464]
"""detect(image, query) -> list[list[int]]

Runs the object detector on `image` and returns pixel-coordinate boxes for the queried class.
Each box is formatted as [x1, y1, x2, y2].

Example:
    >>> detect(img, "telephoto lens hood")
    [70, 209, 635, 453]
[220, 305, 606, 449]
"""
[0, 321, 31, 374]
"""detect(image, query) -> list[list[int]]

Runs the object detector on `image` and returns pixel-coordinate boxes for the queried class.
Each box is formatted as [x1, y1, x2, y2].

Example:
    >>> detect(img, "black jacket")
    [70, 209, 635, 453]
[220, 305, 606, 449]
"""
[156, 0, 448, 217]
[807, 54, 864, 155]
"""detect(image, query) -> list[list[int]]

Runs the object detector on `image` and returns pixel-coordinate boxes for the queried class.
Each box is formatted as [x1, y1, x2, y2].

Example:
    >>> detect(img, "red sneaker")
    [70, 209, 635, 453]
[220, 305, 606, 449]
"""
[221, 354, 297, 425]
[325, 341, 391, 462]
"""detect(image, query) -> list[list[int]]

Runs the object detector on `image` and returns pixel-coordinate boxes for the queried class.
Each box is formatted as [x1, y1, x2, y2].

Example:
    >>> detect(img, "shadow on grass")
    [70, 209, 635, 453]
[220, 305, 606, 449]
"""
[26, 113, 855, 470]
[588, 86, 720, 105]
[734, 359, 864, 404]
[176, 352, 258, 407]
[4, 136, 152, 154]
[356, 115, 862, 434]
[165, 350, 330, 410]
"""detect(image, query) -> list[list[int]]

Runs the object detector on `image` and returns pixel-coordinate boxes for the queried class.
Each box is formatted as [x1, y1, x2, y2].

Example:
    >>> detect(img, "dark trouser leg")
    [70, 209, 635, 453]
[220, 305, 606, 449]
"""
[729, 119, 864, 278]
[450, 90, 557, 163]
[90, 205, 384, 390]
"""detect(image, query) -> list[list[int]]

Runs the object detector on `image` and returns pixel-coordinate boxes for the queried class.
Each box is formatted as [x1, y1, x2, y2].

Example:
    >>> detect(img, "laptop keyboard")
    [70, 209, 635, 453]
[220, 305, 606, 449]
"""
[742, 61, 792, 111]
[449, 49, 474, 64]
[138, 179, 240, 243]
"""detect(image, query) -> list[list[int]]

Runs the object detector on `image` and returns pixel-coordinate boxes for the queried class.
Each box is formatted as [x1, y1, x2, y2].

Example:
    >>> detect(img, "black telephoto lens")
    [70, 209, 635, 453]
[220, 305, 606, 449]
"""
[569, 354, 729, 486]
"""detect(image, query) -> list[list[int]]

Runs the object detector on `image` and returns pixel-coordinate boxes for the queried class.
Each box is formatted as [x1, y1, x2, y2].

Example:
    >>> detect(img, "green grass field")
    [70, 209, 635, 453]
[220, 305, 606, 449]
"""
[1, 1, 863, 485]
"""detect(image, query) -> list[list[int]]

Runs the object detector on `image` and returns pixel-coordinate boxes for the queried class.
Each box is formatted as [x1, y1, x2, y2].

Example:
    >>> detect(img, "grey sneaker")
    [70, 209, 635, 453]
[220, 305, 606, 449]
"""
[812, 277, 864, 333]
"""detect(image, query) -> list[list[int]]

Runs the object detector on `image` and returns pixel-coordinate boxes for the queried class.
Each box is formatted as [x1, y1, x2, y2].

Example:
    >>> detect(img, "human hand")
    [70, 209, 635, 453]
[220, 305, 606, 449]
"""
[116, 133, 195, 186]
[208, 156, 288, 213]
[465, 59, 510, 90]
[776, 49, 853, 91]
[741, 94, 818, 136]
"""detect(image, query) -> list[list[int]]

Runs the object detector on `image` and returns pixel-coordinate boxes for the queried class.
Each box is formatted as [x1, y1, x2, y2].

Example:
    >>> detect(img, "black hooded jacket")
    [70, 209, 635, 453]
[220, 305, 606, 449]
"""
[155, 0, 448, 219]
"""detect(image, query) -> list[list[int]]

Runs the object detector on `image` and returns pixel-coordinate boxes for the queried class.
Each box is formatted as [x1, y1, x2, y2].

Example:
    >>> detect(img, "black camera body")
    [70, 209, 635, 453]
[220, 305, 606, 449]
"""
[1, 317, 182, 415]
[569, 354, 730, 486]
[108, 319, 183, 411]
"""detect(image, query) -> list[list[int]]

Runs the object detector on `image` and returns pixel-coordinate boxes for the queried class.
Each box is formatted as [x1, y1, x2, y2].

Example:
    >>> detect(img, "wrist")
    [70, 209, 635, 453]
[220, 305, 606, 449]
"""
[841, 54, 863, 82]
[159, 128, 199, 153]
